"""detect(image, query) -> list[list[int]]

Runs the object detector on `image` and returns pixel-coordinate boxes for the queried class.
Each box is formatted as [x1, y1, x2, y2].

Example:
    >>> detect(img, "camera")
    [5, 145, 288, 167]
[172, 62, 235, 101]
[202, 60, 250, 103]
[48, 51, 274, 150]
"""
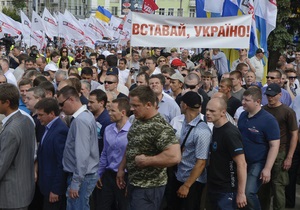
[130, 67, 137, 74]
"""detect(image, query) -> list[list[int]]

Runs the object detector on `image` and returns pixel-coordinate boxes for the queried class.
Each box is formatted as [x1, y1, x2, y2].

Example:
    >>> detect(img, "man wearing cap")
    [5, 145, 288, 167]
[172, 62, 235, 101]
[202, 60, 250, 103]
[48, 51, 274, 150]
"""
[170, 72, 184, 102]
[168, 91, 211, 210]
[238, 87, 280, 210]
[181, 49, 195, 70]
[250, 48, 265, 83]
[105, 67, 128, 99]
[171, 59, 187, 72]
[44, 51, 60, 81]
[261, 69, 292, 106]
[260, 83, 298, 210]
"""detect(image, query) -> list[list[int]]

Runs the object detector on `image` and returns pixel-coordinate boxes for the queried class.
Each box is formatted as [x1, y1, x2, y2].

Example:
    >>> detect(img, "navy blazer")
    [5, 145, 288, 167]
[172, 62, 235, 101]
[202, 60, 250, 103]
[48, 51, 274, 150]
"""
[37, 118, 69, 197]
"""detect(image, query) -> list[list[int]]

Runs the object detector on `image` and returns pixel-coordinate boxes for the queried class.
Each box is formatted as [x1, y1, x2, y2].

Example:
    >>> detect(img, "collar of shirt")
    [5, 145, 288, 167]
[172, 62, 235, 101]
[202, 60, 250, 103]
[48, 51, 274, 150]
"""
[113, 120, 131, 133]
[72, 105, 88, 119]
[184, 114, 202, 127]
[2, 110, 19, 126]
[45, 116, 59, 130]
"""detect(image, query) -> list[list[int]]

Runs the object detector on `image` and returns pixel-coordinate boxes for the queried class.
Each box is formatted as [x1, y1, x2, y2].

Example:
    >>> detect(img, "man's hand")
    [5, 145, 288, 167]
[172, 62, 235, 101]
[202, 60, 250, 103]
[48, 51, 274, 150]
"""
[236, 192, 247, 208]
[49, 192, 59, 203]
[260, 168, 271, 184]
[69, 189, 79, 199]
[135, 154, 148, 168]
[96, 178, 103, 189]
[283, 157, 292, 170]
[176, 184, 189, 198]
[116, 170, 126, 189]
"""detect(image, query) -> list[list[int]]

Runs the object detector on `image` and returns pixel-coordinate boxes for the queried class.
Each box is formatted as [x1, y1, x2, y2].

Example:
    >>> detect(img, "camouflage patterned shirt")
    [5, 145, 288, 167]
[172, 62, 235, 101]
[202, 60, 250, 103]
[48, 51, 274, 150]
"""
[126, 114, 179, 188]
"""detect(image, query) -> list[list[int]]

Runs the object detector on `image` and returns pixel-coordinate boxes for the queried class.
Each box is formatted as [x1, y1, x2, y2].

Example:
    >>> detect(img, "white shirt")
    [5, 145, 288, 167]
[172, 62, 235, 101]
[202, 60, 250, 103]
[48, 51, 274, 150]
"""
[250, 56, 264, 82]
[118, 69, 130, 86]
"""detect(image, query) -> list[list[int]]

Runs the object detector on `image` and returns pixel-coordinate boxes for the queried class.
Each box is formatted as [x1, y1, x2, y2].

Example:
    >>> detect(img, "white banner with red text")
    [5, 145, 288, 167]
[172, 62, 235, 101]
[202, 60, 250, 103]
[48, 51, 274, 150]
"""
[131, 12, 252, 48]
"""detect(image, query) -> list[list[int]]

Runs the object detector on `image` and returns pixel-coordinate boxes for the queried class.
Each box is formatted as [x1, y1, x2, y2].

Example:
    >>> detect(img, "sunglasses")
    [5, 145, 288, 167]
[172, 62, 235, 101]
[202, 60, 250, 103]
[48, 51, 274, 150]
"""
[288, 76, 297, 80]
[266, 76, 278, 80]
[181, 74, 187, 77]
[62, 51, 67, 53]
[159, 60, 166, 62]
[104, 81, 116, 84]
[59, 97, 70, 107]
[184, 84, 197, 89]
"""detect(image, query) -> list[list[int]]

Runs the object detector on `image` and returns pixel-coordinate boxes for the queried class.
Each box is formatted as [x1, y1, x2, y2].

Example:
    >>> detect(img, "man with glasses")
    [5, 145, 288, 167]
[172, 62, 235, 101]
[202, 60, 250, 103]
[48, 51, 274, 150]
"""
[260, 83, 298, 210]
[57, 86, 99, 210]
[145, 57, 160, 76]
[104, 67, 128, 99]
[250, 48, 265, 83]
[178, 73, 209, 115]
[286, 69, 300, 96]
[162, 67, 175, 96]
[261, 69, 292, 106]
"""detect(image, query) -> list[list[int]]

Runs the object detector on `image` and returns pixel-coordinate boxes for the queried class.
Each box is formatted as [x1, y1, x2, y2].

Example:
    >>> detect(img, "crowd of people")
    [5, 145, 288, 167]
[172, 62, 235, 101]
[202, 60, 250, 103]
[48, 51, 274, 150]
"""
[0, 42, 300, 210]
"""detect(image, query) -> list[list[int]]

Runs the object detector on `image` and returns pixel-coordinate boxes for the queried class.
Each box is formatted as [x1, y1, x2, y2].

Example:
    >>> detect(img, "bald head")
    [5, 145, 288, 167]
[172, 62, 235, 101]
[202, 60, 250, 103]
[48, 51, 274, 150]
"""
[211, 92, 228, 103]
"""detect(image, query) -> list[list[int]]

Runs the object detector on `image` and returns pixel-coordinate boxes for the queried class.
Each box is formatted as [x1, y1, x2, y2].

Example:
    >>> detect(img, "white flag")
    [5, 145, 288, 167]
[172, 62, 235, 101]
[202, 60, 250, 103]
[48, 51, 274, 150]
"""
[254, 0, 277, 37]
[42, 8, 58, 39]
[0, 12, 22, 36]
[32, 10, 46, 32]
[60, 10, 85, 40]
[204, 0, 225, 14]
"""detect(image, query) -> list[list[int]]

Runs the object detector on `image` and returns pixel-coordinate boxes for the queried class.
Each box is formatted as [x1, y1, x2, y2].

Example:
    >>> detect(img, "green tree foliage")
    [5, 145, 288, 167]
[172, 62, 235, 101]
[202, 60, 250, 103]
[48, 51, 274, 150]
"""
[2, 7, 20, 22]
[12, 0, 26, 9]
[268, 0, 293, 70]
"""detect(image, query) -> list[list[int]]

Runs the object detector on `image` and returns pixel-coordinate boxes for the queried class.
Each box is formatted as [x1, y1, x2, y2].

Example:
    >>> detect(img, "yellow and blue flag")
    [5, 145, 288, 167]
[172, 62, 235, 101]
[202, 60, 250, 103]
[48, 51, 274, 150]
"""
[95, 6, 112, 23]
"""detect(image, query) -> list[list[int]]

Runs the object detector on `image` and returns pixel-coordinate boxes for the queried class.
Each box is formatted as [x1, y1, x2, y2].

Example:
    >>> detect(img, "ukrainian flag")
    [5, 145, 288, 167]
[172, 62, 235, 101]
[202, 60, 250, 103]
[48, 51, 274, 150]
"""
[95, 6, 112, 23]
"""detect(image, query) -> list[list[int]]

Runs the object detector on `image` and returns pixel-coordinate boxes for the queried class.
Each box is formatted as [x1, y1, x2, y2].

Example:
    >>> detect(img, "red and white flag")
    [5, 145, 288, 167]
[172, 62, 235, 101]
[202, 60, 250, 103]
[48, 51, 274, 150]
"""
[142, 0, 159, 14]
[42, 7, 58, 40]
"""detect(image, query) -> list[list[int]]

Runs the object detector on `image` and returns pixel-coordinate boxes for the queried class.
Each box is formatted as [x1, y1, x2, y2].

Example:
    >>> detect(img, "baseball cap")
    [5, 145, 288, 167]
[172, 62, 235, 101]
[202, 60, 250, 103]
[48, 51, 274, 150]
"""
[171, 59, 186, 67]
[170, 72, 184, 83]
[256, 48, 265, 54]
[106, 67, 119, 75]
[265, 83, 281, 96]
[181, 91, 202, 109]
[44, 63, 58, 72]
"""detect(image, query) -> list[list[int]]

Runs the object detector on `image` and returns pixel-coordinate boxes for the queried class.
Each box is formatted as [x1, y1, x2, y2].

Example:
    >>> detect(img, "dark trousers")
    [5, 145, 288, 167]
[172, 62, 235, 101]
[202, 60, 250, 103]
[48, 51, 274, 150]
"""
[28, 184, 43, 210]
[43, 195, 66, 210]
[285, 143, 300, 208]
[167, 178, 205, 210]
[98, 170, 128, 210]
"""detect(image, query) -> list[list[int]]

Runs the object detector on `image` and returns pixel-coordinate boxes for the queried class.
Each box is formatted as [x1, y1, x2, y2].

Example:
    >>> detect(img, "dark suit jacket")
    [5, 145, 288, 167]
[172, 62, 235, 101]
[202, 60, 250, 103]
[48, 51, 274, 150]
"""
[37, 117, 69, 197]
[0, 111, 36, 208]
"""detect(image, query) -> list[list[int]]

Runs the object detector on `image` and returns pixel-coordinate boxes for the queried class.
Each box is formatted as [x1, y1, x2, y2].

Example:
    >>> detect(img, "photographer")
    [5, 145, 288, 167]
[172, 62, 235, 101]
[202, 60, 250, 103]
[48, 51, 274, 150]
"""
[9, 46, 21, 69]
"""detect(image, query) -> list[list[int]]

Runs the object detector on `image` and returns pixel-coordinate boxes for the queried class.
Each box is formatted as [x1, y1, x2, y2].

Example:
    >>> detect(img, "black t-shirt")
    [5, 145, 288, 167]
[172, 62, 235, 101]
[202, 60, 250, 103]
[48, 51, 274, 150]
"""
[227, 96, 242, 117]
[207, 121, 244, 193]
